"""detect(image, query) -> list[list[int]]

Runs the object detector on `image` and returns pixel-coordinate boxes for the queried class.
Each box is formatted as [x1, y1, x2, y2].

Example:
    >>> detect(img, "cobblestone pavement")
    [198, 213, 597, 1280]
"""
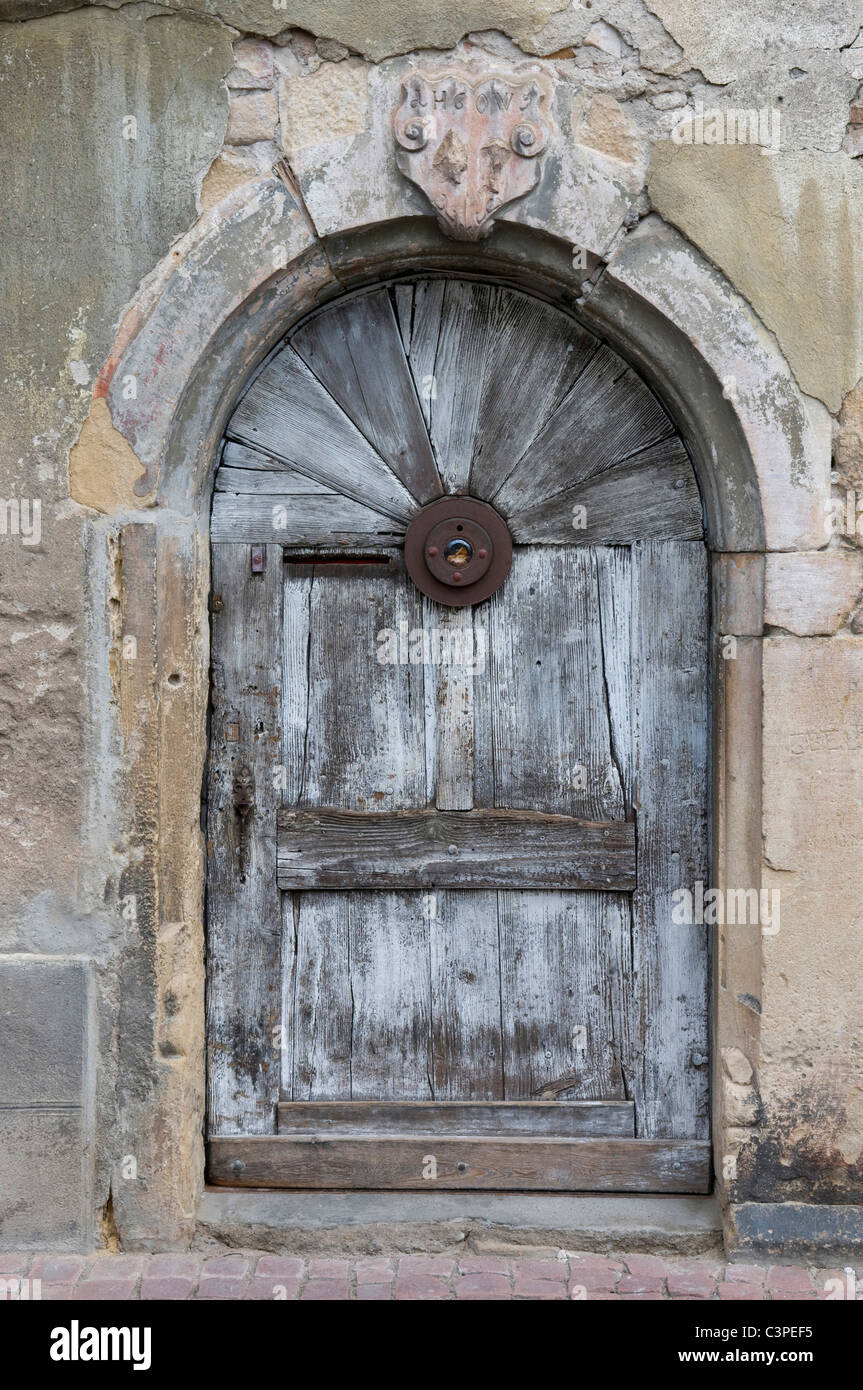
[1, 1252, 861, 1300]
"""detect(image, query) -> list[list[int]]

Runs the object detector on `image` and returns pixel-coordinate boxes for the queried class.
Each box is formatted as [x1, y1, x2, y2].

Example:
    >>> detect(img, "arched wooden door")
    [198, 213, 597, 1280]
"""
[206, 278, 711, 1192]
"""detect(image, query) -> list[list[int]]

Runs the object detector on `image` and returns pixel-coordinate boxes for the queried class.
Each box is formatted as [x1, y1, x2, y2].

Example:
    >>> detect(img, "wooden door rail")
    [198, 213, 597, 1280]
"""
[276, 808, 636, 891]
[209, 1135, 711, 1193]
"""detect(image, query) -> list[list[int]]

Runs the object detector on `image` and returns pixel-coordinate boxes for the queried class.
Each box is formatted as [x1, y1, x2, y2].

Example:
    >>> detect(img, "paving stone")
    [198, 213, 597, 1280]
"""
[395, 1274, 451, 1300]
[247, 1278, 301, 1300]
[766, 1266, 814, 1293]
[618, 1274, 665, 1295]
[0, 1254, 30, 1275]
[666, 1266, 718, 1297]
[307, 1258, 350, 1281]
[76, 1280, 138, 1300]
[357, 1283, 394, 1300]
[147, 1254, 202, 1277]
[457, 1256, 511, 1274]
[455, 1272, 512, 1298]
[300, 1279, 349, 1300]
[513, 1277, 568, 1299]
[624, 1254, 668, 1277]
[201, 1255, 250, 1278]
[718, 1282, 764, 1299]
[30, 1256, 85, 1283]
[356, 1258, 394, 1284]
[726, 1263, 768, 1284]
[254, 1256, 304, 1279]
[398, 1255, 455, 1276]
[196, 1277, 252, 1298]
[516, 1258, 567, 1282]
[140, 1277, 197, 1300]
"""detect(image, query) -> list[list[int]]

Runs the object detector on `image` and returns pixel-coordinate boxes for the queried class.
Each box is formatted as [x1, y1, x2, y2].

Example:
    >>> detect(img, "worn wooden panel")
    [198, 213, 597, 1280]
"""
[487, 547, 626, 821]
[209, 1136, 712, 1191]
[227, 344, 417, 520]
[215, 465, 337, 494]
[291, 288, 443, 504]
[469, 293, 598, 499]
[508, 441, 703, 545]
[289, 892, 352, 1101]
[421, 601, 477, 811]
[494, 350, 675, 518]
[277, 1100, 636, 1137]
[345, 892, 432, 1100]
[206, 542, 283, 1135]
[631, 541, 710, 1138]
[404, 280, 502, 493]
[294, 558, 427, 810]
[277, 808, 635, 890]
[218, 440, 334, 479]
[211, 491, 406, 546]
[429, 889, 503, 1099]
[498, 891, 633, 1102]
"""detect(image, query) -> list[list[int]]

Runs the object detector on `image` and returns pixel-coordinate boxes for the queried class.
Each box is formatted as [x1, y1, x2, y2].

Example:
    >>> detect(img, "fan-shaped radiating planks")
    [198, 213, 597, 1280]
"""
[493, 349, 676, 519]
[212, 442, 403, 546]
[219, 278, 699, 550]
[290, 289, 443, 504]
[508, 439, 703, 545]
[227, 344, 417, 520]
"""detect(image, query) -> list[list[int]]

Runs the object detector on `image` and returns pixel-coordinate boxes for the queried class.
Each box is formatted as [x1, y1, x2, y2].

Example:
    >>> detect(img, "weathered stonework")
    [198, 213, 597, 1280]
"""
[3, 2, 863, 1260]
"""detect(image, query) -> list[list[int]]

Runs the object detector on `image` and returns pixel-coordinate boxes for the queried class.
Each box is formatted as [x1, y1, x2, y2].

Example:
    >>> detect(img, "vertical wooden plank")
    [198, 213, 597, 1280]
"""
[348, 892, 432, 1100]
[300, 558, 427, 810]
[429, 890, 503, 1100]
[403, 278, 444, 433]
[498, 892, 632, 1101]
[631, 540, 710, 1138]
[291, 893, 352, 1101]
[407, 280, 501, 493]
[422, 599, 478, 811]
[206, 542, 283, 1135]
[487, 547, 625, 821]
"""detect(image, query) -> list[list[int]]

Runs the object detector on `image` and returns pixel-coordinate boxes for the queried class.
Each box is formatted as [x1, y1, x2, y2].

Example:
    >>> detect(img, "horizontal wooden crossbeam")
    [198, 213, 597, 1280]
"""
[276, 1101, 636, 1139]
[208, 1136, 711, 1192]
[276, 808, 636, 892]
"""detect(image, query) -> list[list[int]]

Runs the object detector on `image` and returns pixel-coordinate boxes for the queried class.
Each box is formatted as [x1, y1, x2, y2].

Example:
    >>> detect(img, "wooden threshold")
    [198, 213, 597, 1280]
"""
[277, 1100, 635, 1138]
[208, 1136, 711, 1193]
[276, 808, 636, 891]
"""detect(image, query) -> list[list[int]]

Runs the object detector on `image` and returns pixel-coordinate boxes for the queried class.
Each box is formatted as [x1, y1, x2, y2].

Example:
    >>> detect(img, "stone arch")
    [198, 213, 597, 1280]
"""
[73, 178, 829, 1246]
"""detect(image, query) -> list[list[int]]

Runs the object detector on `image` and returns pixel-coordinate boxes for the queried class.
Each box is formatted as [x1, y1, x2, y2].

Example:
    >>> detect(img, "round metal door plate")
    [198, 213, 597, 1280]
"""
[404, 497, 513, 607]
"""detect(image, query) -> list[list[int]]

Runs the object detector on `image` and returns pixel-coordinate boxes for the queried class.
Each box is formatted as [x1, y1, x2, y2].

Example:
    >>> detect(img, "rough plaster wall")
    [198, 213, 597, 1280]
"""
[0, 1, 232, 1240]
[3, 0, 863, 1245]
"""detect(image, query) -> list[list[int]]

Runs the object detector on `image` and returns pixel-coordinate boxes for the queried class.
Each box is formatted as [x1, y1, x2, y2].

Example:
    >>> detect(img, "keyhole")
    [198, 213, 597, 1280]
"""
[444, 537, 473, 566]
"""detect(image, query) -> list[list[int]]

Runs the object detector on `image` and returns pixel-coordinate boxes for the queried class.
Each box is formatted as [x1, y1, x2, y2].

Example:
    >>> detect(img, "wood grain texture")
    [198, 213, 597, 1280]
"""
[508, 441, 703, 545]
[469, 291, 598, 499]
[276, 1100, 636, 1137]
[291, 288, 443, 504]
[404, 280, 502, 493]
[206, 542, 284, 1136]
[486, 547, 626, 822]
[209, 1135, 712, 1191]
[277, 808, 636, 890]
[631, 541, 710, 1138]
[498, 891, 634, 1102]
[211, 492, 406, 546]
[227, 343, 418, 521]
[493, 349, 675, 518]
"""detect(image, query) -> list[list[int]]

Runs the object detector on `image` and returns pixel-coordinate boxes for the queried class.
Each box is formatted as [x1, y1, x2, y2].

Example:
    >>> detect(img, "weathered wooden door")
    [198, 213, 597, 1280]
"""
[206, 278, 711, 1192]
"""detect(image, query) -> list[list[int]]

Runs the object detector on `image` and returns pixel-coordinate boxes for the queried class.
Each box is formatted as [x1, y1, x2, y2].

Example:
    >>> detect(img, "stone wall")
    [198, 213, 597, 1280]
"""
[1, 0, 862, 1254]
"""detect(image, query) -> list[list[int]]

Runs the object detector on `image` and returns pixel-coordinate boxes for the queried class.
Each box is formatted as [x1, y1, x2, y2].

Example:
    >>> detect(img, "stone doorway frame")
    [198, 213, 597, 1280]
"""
[74, 180, 828, 1248]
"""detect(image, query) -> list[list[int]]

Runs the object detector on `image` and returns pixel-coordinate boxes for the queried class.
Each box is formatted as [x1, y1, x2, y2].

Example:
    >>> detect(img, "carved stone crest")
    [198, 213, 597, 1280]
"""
[393, 66, 554, 242]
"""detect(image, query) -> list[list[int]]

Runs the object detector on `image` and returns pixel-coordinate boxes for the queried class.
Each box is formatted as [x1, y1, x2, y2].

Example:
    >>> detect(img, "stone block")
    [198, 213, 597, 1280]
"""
[765, 551, 863, 635]
[0, 958, 93, 1251]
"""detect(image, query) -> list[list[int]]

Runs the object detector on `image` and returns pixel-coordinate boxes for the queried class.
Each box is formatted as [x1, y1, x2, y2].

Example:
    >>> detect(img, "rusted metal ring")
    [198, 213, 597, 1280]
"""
[404, 497, 513, 607]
